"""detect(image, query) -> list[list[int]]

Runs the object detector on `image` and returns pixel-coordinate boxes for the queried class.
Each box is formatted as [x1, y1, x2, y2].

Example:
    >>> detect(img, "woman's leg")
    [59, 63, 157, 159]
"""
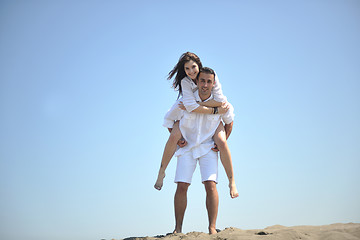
[154, 121, 182, 190]
[213, 123, 239, 198]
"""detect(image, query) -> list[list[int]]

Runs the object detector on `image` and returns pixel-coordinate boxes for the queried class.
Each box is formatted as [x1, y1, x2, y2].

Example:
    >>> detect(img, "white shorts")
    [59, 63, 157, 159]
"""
[174, 150, 218, 184]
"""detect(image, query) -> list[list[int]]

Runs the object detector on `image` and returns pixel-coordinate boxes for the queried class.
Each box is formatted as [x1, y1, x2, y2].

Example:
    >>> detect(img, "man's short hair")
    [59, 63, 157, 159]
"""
[198, 67, 216, 79]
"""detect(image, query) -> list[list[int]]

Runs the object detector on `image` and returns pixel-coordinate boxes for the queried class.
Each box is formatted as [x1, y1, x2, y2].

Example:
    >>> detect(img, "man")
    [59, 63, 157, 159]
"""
[169, 67, 235, 234]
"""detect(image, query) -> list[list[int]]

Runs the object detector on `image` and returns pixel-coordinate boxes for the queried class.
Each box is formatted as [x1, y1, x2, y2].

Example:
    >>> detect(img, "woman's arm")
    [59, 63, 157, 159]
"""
[181, 79, 201, 112]
[181, 76, 227, 112]
[212, 71, 227, 103]
[191, 105, 215, 114]
[179, 101, 229, 114]
[192, 105, 229, 114]
[198, 99, 222, 107]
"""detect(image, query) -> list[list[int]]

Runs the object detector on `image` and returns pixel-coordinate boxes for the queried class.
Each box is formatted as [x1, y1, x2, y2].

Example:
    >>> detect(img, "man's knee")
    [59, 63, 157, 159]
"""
[204, 181, 217, 193]
[176, 182, 190, 193]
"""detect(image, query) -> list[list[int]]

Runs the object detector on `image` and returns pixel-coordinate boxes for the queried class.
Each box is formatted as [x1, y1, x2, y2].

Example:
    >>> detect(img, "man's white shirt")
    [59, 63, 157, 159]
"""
[163, 90, 234, 159]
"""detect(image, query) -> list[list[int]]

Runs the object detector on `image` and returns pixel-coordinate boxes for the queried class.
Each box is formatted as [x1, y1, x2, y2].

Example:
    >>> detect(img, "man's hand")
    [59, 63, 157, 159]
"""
[177, 138, 187, 148]
[211, 143, 219, 152]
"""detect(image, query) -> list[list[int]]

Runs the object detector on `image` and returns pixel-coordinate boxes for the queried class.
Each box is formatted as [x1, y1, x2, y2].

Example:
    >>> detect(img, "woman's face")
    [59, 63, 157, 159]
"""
[184, 60, 199, 80]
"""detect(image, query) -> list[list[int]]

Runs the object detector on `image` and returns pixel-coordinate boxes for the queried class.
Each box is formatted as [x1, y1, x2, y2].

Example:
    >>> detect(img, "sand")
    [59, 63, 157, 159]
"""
[118, 223, 360, 240]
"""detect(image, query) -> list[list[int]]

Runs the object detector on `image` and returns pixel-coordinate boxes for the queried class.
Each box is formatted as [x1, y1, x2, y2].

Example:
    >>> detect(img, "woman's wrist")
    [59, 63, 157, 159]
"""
[213, 107, 218, 114]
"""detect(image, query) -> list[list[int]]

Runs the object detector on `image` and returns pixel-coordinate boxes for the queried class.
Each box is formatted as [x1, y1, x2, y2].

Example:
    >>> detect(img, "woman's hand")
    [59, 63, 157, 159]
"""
[178, 101, 186, 110]
[218, 103, 230, 114]
[222, 101, 230, 109]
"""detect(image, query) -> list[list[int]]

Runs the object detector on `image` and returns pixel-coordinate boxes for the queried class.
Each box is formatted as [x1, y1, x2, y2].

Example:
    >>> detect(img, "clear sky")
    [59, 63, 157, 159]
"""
[0, 0, 359, 240]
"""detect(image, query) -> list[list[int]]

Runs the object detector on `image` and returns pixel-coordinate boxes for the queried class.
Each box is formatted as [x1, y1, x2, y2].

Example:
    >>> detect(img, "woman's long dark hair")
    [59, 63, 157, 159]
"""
[168, 52, 203, 98]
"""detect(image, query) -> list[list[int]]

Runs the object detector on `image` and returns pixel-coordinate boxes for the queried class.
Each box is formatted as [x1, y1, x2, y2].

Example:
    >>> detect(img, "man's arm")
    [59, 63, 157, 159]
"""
[224, 121, 233, 140]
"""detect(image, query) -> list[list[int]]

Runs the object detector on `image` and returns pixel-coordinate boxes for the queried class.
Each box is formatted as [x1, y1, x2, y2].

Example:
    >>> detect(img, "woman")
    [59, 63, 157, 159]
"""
[154, 52, 239, 199]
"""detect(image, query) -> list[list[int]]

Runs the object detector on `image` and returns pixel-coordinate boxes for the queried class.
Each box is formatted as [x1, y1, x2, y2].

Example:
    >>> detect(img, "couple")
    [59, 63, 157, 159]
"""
[154, 53, 239, 235]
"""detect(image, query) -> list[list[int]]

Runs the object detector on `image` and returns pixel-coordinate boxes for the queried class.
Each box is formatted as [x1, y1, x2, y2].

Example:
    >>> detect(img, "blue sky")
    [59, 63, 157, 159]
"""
[0, 0, 359, 239]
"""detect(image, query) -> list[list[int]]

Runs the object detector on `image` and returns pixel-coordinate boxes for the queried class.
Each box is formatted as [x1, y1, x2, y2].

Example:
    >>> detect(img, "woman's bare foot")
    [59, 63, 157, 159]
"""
[154, 171, 165, 190]
[229, 183, 239, 198]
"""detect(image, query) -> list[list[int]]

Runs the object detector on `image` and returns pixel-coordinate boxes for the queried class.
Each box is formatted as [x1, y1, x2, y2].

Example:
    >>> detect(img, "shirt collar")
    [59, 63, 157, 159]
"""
[195, 90, 213, 102]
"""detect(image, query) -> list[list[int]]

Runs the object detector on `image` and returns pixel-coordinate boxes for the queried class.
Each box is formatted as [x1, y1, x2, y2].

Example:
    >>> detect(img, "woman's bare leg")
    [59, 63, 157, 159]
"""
[154, 121, 181, 190]
[213, 123, 239, 198]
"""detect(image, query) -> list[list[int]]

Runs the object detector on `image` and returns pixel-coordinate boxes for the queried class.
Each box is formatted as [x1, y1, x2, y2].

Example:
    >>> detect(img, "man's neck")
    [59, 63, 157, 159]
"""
[199, 93, 211, 102]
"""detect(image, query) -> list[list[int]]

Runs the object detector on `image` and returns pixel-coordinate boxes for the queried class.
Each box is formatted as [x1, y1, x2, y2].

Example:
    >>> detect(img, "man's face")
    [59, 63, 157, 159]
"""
[197, 72, 215, 97]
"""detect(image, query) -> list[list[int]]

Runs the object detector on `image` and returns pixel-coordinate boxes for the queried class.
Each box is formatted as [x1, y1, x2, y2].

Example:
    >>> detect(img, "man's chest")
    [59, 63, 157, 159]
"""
[181, 113, 221, 135]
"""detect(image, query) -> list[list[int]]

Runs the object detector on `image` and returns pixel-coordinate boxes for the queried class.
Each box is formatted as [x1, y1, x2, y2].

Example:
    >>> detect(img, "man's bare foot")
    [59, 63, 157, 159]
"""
[229, 183, 239, 198]
[209, 227, 217, 234]
[154, 171, 165, 190]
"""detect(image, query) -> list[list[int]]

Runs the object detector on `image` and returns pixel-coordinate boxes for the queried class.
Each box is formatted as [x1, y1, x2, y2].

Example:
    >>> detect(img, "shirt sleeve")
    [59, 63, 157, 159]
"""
[181, 78, 200, 112]
[163, 99, 184, 128]
[212, 71, 227, 103]
[222, 102, 235, 124]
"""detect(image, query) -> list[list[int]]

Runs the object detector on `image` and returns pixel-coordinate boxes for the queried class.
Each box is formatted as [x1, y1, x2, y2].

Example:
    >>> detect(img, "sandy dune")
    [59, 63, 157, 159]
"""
[119, 223, 360, 240]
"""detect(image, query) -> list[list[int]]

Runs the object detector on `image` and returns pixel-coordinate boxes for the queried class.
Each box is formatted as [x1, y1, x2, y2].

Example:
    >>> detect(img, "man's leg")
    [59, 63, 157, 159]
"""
[213, 123, 239, 198]
[174, 182, 190, 233]
[204, 181, 219, 234]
